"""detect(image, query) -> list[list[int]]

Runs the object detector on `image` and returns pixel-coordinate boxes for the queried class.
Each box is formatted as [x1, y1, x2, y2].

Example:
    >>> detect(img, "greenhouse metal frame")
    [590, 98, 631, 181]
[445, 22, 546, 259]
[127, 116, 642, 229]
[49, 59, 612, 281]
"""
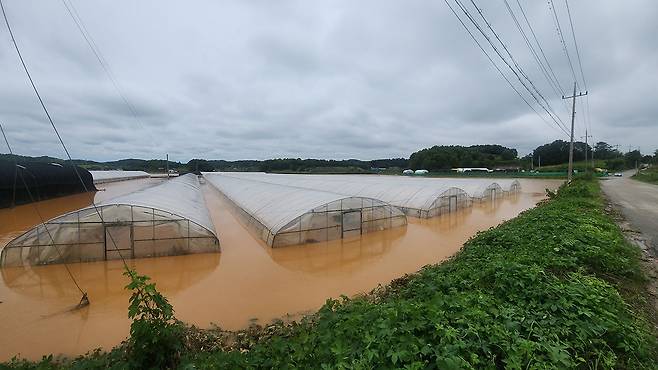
[1, 174, 219, 267]
[204, 174, 407, 247]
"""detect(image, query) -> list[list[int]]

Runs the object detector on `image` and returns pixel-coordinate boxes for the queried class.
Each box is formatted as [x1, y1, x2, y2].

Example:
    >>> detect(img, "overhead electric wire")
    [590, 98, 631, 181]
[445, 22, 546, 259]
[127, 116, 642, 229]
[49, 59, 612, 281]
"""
[450, 0, 570, 136]
[469, 0, 559, 116]
[563, 0, 586, 90]
[563, 0, 592, 140]
[548, 0, 578, 86]
[457, 0, 569, 133]
[472, 0, 569, 125]
[60, 0, 160, 154]
[502, 0, 567, 112]
[442, 0, 569, 137]
[0, 0, 130, 278]
[514, 0, 565, 94]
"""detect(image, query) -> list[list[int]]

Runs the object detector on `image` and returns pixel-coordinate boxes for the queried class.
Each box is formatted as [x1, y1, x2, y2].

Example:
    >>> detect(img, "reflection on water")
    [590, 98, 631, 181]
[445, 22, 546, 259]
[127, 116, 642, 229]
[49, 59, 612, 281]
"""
[0, 178, 563, 361]
[268, 226, 407, 274]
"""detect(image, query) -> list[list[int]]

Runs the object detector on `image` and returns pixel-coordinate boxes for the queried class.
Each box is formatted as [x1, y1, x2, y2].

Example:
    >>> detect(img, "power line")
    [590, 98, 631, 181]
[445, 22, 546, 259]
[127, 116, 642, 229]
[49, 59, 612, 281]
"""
[563, 0, 592, 142]
[442, 0, 568, 137]
[0, 0, 131, 276]
[450, 0, 570, 135]
[476, 0, 563, 119]
[59, 0, 159, 151]
[503, 0, 560, 97]
[548, 0, 578, 86]
[514, 0, 565, 94]
[563, 0, 587, 90]
[1, 122, 88, 304]
[461, 0, 569, 133]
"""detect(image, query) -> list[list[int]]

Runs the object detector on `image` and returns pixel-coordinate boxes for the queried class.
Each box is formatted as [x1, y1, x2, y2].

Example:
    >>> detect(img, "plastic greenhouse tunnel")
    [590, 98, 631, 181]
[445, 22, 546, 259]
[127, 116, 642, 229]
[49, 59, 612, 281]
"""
[0, 174, 219, 267]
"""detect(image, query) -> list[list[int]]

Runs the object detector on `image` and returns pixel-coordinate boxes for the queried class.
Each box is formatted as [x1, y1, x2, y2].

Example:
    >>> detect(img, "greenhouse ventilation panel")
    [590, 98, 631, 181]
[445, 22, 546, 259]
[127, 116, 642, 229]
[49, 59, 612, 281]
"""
[214, 173, 473, 218]
[203, 173, 407, 247]
[0, 174, 219, 267]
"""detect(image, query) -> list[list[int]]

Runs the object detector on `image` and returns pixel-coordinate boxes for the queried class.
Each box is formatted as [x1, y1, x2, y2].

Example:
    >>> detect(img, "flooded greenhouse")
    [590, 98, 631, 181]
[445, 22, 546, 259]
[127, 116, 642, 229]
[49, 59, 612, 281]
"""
[0, 174, 219, 267]
[203, 173, 407, 247]
[209, 173, 516, 217]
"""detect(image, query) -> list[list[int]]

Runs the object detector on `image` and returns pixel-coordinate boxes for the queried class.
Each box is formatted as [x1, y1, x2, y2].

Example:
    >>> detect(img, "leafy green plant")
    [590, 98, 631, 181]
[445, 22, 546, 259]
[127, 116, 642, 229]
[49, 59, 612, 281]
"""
[124, 267, 183, 369]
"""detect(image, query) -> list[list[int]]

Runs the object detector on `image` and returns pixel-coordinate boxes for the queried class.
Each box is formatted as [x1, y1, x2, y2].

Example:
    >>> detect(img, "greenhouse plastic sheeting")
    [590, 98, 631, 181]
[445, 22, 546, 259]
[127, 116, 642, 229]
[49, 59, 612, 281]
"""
[213, 173, 484, 218]
[0, 174, 219, 267]
[203, 173, 407, 247]
[90, 170, 150, 184]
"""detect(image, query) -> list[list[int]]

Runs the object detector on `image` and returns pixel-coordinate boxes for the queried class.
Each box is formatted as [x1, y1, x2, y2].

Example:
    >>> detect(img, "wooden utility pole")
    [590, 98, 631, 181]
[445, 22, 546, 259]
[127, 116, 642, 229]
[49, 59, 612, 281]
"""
[562, 82, 588, 182]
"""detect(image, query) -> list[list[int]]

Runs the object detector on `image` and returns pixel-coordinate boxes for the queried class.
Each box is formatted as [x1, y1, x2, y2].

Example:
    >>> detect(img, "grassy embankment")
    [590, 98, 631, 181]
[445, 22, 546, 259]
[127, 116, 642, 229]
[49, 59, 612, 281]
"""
[634, 167, 658, 185]
[3, 179, 657, 369]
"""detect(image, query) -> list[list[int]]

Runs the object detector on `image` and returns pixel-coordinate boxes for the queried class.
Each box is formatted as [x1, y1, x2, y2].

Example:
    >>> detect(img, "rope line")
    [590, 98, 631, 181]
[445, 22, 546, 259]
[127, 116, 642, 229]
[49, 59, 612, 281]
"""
[1, 123, 86, 296]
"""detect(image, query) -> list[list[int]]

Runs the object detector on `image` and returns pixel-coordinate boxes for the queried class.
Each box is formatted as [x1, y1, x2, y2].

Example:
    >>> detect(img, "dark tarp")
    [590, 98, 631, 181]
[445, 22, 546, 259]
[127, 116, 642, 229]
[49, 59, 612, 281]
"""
[0, 162, 96, 208]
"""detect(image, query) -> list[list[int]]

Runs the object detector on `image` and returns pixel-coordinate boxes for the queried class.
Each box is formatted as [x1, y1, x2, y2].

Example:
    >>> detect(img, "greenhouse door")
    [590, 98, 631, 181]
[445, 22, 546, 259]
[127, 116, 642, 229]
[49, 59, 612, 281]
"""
[342, 211, 362, 238]
[104, 225, 133, 260]
[449, 195, 458, 212]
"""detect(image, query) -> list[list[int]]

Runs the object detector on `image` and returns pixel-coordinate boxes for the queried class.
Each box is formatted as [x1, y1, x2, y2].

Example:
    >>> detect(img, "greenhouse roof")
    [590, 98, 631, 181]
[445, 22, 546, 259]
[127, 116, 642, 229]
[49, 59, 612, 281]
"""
[90, 170, 150, 184]
[213, 173, 487, 212]
[98, 173, 216, 233]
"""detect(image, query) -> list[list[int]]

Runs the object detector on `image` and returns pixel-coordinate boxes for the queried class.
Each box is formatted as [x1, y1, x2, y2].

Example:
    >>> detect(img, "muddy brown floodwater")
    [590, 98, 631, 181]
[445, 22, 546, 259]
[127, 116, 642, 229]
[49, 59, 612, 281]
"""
[0, 178, 563, 361]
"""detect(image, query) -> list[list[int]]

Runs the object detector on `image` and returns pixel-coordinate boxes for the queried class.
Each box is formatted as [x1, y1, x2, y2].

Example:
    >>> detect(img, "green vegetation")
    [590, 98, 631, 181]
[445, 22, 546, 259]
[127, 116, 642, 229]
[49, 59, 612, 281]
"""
[409, 145, 519, 170]
[123, 268, 184, 369]
[634, 167, 658, 185]
[4, 179, 656, 369]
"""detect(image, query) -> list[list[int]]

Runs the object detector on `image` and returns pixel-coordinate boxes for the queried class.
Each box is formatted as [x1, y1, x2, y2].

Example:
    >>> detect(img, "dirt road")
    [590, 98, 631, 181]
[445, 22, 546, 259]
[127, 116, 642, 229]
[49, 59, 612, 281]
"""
[601, 170, 658, 256]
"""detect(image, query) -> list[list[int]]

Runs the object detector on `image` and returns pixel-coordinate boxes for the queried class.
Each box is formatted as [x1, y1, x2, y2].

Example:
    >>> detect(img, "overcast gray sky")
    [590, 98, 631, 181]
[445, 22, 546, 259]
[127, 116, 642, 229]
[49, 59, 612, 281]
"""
[0, 1, 656, 162]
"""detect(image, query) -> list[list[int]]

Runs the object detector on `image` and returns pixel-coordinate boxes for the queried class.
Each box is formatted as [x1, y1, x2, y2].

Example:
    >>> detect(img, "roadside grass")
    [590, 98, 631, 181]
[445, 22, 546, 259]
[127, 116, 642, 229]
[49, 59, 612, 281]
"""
[634, 167, 658, 185]
[3, 179, 657, 369]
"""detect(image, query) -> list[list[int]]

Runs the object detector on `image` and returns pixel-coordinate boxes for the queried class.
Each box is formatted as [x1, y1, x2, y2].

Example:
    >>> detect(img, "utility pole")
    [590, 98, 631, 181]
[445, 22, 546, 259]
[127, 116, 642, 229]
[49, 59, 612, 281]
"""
[166, 153, 169, 178]
[538, 154, 541, 170]
[562, 82, 588, 182]
[581, 129, 593, 173]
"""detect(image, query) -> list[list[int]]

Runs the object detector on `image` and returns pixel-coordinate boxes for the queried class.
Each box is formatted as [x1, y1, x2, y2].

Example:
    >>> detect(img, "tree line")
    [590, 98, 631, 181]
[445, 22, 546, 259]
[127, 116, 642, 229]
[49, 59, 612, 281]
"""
[3, 141, 656, 175]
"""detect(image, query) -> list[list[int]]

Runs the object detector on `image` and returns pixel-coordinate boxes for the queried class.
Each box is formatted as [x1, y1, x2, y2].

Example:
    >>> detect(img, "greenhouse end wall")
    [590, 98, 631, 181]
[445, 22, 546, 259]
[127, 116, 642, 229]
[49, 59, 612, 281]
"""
[271, 197, 407, 248]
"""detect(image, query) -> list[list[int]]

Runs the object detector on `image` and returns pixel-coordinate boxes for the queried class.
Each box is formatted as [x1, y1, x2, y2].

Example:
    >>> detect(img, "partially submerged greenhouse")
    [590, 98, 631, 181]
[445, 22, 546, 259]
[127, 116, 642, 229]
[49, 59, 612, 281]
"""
[0, 174, 219, 267]
[90, 170, 150, 184]
[203, 173, 407, 247]
[215, 173, 473, 218]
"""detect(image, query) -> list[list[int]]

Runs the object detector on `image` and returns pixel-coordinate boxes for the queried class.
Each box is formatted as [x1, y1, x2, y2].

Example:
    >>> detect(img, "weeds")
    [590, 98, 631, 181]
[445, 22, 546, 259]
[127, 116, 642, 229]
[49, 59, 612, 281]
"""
[123, 268, 184, 369]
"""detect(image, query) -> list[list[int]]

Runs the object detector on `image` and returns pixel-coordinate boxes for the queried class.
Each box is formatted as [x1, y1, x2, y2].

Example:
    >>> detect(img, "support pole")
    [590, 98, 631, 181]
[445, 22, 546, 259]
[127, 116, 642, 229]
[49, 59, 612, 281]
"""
[562, 82, 588, 182]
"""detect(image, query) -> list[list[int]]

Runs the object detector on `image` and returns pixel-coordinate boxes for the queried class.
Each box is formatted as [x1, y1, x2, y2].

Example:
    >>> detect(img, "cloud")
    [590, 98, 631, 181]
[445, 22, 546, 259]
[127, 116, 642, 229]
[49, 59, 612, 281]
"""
[0, 0, 656, 162]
